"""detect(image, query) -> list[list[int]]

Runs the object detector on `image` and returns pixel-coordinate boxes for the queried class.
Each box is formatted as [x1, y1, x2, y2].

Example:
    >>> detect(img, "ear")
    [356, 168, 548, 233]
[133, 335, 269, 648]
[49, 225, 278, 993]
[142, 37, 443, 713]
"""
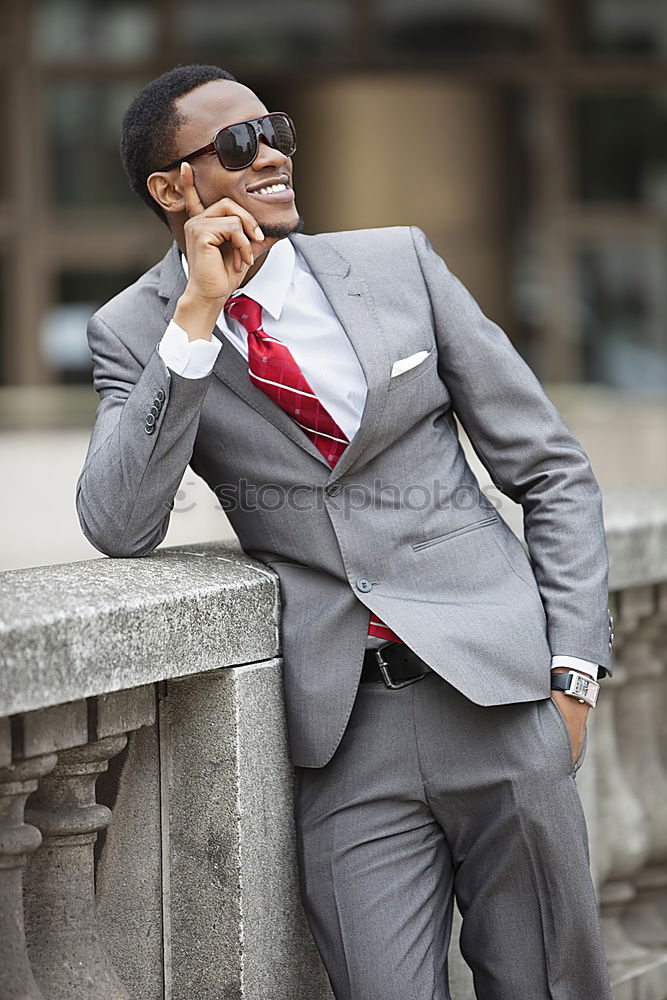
[147, 170, 186, 216]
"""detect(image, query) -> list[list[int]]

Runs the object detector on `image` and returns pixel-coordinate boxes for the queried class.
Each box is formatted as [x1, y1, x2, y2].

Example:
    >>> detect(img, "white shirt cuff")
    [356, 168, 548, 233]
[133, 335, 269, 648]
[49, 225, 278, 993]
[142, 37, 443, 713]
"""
[157, 319, 221, 378]
[550, 655, 598, 679]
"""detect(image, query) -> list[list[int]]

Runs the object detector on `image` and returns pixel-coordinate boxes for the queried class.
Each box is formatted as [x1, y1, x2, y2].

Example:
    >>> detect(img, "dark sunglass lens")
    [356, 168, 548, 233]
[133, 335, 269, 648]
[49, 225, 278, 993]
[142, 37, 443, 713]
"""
[216, 122, 256, 169]
[263, 115, 296, 155]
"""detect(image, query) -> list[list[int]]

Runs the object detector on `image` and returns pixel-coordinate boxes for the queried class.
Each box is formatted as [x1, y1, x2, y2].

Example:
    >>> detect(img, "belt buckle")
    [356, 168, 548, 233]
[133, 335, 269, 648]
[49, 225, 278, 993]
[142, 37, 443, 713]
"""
[374, 646, 425, 689]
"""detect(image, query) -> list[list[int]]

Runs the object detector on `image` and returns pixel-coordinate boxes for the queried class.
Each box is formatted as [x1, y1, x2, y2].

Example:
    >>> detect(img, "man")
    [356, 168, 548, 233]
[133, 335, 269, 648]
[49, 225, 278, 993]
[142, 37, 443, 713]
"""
[77, 64, 615, 998]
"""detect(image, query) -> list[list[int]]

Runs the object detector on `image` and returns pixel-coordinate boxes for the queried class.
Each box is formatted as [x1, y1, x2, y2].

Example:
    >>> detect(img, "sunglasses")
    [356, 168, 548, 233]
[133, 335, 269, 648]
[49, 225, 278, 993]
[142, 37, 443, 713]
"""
[159, 112, 297, 173]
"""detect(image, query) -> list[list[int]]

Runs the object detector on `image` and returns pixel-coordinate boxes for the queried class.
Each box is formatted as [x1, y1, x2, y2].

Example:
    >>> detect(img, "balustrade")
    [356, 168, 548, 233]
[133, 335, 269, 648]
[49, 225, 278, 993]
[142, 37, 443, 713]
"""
[0, 502, 665, 999]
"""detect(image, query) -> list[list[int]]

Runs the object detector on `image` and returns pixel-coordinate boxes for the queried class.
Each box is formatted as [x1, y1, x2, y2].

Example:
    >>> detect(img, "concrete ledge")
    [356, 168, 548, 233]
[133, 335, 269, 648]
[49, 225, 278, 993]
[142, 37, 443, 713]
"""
[0, 542, 279, 717]
[610, 951, 667, 1000]
[605, 487, 667, 591]
[164, 658, 332, 1000]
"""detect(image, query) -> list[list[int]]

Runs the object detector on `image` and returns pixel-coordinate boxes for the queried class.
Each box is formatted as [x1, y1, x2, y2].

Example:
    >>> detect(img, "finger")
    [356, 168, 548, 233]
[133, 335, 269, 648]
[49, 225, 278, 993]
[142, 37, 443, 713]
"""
[218, 220, 254, 266]
[186, 216, 254, 265]
[220, 220, 255, 265]
[197, 196, 264, 242]
[180, 162, 206, 218]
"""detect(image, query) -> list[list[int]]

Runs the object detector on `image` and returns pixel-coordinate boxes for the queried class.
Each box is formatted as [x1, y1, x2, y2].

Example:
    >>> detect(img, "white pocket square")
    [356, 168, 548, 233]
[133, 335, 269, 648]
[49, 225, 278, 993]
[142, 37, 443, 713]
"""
[390, 350, 431, 378]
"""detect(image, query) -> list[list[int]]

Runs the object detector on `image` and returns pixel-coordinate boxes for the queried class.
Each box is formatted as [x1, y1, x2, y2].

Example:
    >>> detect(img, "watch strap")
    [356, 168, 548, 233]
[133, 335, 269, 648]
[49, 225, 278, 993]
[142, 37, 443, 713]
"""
[551, 671, 600, 707]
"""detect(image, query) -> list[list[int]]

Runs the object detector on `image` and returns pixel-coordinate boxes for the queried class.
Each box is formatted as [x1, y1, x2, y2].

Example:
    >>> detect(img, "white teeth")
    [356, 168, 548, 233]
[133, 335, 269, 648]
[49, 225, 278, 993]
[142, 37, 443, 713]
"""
[256, 183, 287, 195]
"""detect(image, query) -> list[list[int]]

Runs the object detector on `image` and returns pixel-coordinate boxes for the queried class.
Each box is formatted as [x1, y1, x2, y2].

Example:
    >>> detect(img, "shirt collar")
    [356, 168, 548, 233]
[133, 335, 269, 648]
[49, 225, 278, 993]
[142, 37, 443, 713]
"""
[180, 237, 295, 322]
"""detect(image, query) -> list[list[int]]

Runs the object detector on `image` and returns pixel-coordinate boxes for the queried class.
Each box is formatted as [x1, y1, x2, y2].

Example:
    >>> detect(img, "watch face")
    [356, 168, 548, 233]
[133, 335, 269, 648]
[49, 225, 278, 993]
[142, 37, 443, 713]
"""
[568, 673, 599, 707]
[570, 674, 589, 698]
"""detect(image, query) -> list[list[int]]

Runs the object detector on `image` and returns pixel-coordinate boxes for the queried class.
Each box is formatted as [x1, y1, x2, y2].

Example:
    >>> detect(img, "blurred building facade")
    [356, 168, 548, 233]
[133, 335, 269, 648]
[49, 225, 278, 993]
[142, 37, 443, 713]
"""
[1, 0, 666, 393]
[0, 0, 666, 572]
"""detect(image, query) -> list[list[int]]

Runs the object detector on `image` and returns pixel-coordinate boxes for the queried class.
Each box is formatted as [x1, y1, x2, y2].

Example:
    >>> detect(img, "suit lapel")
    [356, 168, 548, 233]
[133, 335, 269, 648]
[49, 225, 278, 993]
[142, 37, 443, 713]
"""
[209, 326, 330, 467]
[157, 240, 328, 467]
[291, 234, 391, 483]
[158, 241, 186, 312]
[157, 235, 392, 481]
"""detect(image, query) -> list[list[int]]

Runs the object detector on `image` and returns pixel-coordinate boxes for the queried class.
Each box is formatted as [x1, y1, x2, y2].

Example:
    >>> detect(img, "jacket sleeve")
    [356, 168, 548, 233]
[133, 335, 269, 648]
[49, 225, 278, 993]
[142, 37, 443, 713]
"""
[76, 312, 211, 558]
[410, 226, 613, 675]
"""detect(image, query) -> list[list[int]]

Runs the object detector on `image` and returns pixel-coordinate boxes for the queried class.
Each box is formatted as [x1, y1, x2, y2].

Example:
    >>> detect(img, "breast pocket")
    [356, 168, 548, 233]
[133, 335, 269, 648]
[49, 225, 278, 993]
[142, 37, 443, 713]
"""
[388, 347, 437, 389]
[412, 515, 498, 551]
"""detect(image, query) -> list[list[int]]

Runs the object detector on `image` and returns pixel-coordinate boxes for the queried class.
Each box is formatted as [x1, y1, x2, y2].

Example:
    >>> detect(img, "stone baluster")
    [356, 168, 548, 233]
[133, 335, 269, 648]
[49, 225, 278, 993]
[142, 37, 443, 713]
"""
[23, 735, 129, 1000]
[616, 585, 667, 949]
[0, 751, 57, 1000]
[596, 590, 652, 966]
[19, 685, 156, 1000]
[652, 583, 667, 930]
[658, 583, 667, 761]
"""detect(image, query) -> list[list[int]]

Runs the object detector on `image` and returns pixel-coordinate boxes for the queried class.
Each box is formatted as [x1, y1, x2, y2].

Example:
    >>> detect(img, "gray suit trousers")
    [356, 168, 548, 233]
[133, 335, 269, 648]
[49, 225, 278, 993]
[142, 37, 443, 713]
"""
[293, 671, 611, 1000]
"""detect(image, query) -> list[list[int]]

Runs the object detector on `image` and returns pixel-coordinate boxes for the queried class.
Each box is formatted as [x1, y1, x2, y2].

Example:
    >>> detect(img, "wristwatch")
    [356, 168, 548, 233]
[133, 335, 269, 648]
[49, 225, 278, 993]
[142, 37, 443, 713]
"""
[550, 670, 600, 708]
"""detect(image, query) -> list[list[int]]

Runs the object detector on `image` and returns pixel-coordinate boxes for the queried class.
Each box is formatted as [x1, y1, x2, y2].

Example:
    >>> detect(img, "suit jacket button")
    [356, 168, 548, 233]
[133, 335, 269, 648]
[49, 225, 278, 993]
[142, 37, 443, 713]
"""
[150, 404, 160, 417]
[145, 413, 156, 427]
[155, 389, 165, 403]
[356, 578, 372, 593]
[145, 422, 155, 435]
[326, 484, 342, 496]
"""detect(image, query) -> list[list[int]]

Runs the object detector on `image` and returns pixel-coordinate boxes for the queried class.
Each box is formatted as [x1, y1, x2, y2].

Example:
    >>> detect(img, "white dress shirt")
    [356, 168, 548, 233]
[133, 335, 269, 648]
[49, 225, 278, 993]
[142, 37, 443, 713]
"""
[160, 238, 367, 439]
[157, 238, 598, 678]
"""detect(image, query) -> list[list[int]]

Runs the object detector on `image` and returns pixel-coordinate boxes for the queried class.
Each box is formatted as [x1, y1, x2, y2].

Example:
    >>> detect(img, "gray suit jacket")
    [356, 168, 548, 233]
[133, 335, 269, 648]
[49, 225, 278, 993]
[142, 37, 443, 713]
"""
[76, 226, 613, 767]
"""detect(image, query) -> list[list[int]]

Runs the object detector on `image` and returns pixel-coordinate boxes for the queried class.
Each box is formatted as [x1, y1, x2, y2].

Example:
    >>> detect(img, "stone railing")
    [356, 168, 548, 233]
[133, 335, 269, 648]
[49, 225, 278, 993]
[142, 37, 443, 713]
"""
[0, 545, 329, 1000]
[1, 488, 667, 1000]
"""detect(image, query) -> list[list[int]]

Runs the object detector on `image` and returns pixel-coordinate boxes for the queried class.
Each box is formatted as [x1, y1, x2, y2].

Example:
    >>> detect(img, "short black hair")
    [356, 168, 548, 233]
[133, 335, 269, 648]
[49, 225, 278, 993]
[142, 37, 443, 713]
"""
[120, 64, 237, 225]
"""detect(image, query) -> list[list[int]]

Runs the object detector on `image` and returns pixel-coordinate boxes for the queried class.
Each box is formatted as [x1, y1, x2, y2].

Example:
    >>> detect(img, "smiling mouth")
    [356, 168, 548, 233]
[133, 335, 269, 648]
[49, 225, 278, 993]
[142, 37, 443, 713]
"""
[247, 183, 294, 204]
[254, 182, 288, 195]
[246, 174, 294, 203]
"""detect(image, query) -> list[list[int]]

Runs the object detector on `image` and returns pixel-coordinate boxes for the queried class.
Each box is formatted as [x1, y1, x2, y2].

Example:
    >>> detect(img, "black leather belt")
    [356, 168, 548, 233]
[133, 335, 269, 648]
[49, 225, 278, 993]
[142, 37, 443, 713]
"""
[360, 642, 433, 688]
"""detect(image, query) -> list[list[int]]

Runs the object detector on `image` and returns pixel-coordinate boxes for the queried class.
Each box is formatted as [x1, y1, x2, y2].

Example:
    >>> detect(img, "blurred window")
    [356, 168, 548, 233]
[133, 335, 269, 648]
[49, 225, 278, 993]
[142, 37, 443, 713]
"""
[576, 0, 667, 59]
[44, 82, 142, 207]
[0, 252, 6, 385]
[34, 0, 158, 63]
[181, 0, 348, 68]
[40, 270, 143, 383]
[376, 0, 543, 58]
[576, 238, 667, 391]
[575, 92, 667, 206]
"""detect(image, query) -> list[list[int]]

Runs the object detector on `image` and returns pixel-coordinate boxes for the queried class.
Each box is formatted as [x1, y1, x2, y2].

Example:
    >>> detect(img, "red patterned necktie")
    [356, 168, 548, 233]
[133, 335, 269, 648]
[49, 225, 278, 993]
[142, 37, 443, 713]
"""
[224, 293, 403, 644]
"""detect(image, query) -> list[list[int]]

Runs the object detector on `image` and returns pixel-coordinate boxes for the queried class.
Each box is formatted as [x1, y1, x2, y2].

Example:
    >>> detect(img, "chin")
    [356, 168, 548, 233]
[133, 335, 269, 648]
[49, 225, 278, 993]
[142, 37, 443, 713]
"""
[261, 213, 304, 240]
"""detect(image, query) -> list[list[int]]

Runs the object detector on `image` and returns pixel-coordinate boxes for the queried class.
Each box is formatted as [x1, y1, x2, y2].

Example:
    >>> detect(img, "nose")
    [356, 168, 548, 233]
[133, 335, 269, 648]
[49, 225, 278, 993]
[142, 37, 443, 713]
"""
[251, 136, 289, 171]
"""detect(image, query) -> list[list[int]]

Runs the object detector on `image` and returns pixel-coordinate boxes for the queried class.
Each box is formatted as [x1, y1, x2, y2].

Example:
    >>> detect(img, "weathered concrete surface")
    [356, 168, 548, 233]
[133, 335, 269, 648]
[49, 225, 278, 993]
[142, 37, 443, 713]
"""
[24, 737, 129, 1000]
[0, 753, 56, 1000]
[605, 487, 667, 591]
[0, 716, 11, 768]
[1, 492, 666, 1000]
[94, 685, 156, 739]
[610, 952, 667, 1000]
[97, 724, 164, 1000]
[20, 701, 88, 758]
[0, 543, 279, 718]
[165, 659, 332, 1000]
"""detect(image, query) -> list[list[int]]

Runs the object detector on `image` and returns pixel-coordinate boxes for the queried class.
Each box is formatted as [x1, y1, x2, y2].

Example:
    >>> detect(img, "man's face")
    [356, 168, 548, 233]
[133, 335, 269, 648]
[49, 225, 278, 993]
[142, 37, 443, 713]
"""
[171, 80, 300, 238]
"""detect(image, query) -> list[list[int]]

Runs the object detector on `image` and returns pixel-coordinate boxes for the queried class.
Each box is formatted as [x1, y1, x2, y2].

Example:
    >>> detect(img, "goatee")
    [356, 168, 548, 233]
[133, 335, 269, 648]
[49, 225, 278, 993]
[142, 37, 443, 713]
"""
[260, 215, 305, 240]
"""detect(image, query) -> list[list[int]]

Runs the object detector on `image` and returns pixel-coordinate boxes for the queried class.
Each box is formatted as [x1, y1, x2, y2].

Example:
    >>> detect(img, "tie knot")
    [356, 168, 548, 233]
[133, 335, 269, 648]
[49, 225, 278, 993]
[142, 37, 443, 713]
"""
[224, 294, 263, 334]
